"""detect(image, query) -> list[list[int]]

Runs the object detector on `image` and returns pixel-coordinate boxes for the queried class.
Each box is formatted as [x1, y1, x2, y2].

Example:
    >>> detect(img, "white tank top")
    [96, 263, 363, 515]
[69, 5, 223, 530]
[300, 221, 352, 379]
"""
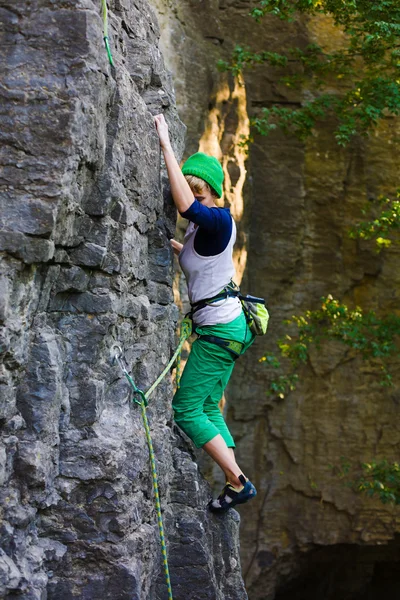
[179, 218, 242, 326]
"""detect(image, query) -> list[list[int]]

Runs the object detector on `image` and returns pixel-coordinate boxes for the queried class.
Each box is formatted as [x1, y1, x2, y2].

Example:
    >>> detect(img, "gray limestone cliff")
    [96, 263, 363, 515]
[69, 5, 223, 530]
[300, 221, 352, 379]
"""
[0, 1, 248, 598]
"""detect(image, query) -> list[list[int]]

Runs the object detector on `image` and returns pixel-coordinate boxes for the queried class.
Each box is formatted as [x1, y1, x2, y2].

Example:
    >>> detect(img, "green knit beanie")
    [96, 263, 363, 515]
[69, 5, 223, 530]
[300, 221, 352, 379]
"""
[181, 152, 224, 198]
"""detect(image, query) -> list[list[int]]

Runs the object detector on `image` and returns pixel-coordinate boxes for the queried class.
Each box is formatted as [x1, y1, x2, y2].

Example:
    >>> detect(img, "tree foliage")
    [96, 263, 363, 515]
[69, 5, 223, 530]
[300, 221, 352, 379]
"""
[219, 0, 400, 145]
[218, 0, 400, 242]
[350, 190, 400, 249]
[261, 295, 400, 397]
[336, 458, 400, 504]
[356, 460, 400, 504]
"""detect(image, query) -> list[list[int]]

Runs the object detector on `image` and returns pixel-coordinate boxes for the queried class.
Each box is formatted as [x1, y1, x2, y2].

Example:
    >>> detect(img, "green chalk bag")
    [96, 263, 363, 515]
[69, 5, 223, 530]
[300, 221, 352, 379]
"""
[224, 280, 269, 336]
[240, 294, 270, 336]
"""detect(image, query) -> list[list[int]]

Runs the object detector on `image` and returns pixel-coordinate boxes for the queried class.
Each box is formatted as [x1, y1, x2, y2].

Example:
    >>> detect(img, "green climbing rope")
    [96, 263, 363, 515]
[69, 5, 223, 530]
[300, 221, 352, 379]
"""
[145, 317, 192, 399]
[101, 0, 114, 66]
[112, 318, 192, 600]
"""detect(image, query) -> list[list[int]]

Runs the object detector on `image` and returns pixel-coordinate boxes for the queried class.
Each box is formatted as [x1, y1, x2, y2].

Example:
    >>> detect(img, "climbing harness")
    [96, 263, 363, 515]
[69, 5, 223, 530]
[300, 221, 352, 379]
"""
[197, 334, 244, 359]
[191, 280, 270, 337]
[101, 0, 114, 66]
[111, 318, 192, 600]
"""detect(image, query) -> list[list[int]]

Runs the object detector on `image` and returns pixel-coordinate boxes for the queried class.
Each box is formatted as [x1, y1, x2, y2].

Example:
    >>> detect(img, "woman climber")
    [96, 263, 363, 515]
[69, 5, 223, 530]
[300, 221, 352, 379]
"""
[154, 113, 257, 513]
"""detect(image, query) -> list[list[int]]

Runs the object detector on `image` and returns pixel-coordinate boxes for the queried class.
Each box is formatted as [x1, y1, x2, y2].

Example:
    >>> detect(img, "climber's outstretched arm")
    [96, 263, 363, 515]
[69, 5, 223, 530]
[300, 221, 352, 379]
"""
[154, 114, 194, 214]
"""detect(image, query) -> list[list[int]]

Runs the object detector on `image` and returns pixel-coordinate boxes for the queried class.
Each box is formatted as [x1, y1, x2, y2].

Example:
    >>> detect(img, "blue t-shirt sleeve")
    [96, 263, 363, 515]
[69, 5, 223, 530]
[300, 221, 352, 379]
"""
[181, 200, 228, 234]
[181, 200, 232, 256]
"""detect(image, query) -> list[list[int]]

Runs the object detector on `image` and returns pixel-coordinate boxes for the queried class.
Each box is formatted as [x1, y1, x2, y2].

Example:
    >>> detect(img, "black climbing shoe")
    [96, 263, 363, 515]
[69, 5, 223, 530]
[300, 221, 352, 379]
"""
[208, 474, 257, 513]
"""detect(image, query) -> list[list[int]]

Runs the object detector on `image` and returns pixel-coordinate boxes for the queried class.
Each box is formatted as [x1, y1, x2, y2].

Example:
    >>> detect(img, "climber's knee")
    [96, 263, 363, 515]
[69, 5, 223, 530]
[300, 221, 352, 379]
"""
[173, 407, 220, 448]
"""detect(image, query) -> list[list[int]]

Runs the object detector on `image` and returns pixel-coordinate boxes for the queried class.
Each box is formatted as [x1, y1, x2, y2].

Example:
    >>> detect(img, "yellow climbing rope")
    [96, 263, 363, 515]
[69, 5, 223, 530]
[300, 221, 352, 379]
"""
[112, 317, 192, 600]
[101, 0, 114, 66]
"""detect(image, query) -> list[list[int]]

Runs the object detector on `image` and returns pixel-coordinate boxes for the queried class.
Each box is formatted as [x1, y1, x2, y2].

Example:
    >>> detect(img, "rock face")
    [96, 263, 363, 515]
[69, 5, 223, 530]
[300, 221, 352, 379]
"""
[0, 1, 248, 598]
[152, 1, 400, 599]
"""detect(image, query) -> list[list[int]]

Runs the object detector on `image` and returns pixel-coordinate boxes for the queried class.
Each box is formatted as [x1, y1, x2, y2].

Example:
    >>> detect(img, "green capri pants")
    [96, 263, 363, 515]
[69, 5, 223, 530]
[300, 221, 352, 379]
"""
[172, 311, 254, 449]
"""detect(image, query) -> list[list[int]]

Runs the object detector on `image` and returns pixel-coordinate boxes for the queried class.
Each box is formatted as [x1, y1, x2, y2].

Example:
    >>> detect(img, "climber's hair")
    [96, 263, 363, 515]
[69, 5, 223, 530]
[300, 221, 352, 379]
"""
[184, 174, 219, 199]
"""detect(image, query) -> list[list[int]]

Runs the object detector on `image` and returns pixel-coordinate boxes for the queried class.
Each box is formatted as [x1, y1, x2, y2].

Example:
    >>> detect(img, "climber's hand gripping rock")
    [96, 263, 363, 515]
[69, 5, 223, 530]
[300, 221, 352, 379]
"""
[154, 113, 171, 150]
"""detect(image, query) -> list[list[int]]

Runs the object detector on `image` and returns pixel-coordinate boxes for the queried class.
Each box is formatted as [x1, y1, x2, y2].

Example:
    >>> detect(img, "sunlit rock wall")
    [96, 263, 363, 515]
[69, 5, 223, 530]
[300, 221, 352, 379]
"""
[0, 1, 248, 598]
[152, 0, 400, 598]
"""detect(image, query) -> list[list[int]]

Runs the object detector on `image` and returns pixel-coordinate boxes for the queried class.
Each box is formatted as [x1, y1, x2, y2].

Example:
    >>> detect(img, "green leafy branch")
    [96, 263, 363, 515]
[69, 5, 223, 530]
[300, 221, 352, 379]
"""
[350, 190, 400, 249]
[334, 458, 400, 505]
[259, 352, 299, 398]
[234, 73, 400, 146]
[355, 460, 400, 505]
[251, 94, 337, 141]
[261, 295, 400, 397]
[280, 295, 400, 364]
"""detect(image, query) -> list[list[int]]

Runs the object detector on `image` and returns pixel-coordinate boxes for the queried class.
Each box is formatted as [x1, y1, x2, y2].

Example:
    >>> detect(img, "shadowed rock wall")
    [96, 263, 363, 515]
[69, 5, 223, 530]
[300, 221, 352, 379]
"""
[152, 0, 400, 598]
[0, 1, 248, 598]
